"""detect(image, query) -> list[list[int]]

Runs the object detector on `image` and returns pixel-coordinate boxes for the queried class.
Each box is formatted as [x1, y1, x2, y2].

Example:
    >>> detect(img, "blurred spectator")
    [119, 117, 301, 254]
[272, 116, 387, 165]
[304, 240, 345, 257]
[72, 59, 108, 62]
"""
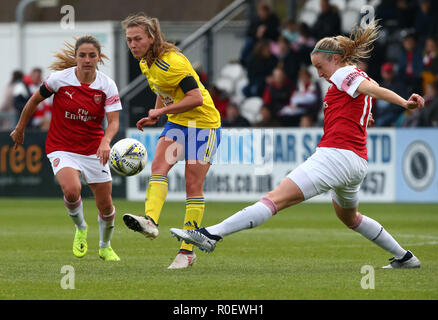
[413, 0, 435, 44]
[291, 22, 316, 67]
[311, 0, 341, 41]
[209, 85, 230, 120]
[24, 67, 52, 130]
[269, 21, 315, 85]
[262, 66, 293, 123]
[417, 79, 438, 126]
[280, 19, 299, 45]
[364, 35, 388, 83]
[270, 34, 289, 57]
[12, 70, 32, 122]
[277, 67, 322, 127]
[397, 31, 424, 95]
[396, 0, 418, 29]
[399, 108, 419, 127]
[23, 68, 42, 92]
[376, 0, 398, 30]
[374, 62, 408, 126]
[256, 104, 279, 127]
[421, 36, 438, 94]
[423, 36, 438, 74]
[221, 103, 250, 127]
[423, 37, 438, 72]
[423, 78, 438, 105]
[270, 35, 300, 84]
[240, 0, 280, 67]
[0, 70, 23, 131]
[242, 39, 278, 97]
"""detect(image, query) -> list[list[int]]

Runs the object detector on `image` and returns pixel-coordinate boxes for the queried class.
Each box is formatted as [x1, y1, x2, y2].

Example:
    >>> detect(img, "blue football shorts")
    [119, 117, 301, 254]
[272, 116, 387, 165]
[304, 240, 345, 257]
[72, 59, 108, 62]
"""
[159, 121, 221, 164]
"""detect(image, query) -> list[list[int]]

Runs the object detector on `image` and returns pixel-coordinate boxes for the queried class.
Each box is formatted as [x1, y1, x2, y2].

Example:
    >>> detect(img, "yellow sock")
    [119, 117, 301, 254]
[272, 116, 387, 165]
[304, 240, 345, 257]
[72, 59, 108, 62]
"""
[145, 174, 168, 225]
[180, 196, 205, 252]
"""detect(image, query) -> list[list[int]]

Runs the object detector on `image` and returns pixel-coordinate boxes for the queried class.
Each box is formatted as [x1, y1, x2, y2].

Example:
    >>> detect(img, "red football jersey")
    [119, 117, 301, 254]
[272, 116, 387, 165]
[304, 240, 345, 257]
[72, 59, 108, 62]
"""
[44, 67, 122, 155]
[318, 65, 373, 160]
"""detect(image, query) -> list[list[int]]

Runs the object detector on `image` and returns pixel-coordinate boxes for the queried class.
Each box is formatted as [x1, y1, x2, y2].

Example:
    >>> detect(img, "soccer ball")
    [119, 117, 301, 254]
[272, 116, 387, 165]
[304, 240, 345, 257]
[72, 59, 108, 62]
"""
[109, 138, 147, 176]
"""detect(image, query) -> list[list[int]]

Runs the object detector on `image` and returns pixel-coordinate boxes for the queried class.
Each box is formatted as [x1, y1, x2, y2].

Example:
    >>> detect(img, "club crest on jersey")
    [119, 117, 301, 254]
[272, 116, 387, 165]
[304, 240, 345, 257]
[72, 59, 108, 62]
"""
[53, 158, 60, 167]
[94, 93, 103, 104]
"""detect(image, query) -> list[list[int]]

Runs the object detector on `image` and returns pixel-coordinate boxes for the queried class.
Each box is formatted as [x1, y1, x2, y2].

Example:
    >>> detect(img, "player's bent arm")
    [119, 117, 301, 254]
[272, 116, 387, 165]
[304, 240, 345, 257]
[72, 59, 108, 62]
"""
[155, 95, 165, 109]
[150, 88, 203, 118]
[10, 91, 46, 146]
[357, 79, 408, 108]
[136, 96, 163, 130]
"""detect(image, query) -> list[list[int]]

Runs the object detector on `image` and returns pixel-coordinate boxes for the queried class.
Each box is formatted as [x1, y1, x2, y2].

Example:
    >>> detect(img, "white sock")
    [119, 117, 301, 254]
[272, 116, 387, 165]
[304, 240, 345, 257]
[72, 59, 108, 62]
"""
[350, 213, 407, 259]
[206, 197, 278, 238]
[98, 207, 115, 249]
[64, 196, 87, 230]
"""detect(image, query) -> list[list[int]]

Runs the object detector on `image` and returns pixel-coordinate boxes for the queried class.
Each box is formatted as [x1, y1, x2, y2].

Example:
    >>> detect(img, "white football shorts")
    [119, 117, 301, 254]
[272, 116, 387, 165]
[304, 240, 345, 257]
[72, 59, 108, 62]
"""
[47, 151, 112, 184]
[287, 147, 368, 208]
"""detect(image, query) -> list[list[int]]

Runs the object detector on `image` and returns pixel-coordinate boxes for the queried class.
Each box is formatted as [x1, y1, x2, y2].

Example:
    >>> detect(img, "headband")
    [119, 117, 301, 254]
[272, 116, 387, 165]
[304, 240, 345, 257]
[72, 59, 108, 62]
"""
[313, 48, 342, 54]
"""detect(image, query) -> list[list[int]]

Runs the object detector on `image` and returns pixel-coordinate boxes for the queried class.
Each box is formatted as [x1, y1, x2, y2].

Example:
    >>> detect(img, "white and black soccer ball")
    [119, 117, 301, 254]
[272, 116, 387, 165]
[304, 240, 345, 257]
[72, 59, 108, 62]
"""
[109, 138, 147, 176]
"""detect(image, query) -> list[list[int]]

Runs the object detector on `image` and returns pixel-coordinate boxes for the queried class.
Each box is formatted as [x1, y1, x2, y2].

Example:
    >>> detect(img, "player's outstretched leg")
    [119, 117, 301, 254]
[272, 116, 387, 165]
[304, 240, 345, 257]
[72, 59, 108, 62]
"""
[382, 250, 420, 269]
[170, 197, 277, 253]
[123, 213, 159, 239]
[170, 228, 220, 253]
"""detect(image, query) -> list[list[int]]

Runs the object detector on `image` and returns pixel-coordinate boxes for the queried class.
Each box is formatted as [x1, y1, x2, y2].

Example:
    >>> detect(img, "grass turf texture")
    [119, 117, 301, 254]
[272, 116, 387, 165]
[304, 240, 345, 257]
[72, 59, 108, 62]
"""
[0, 198, 437, 300]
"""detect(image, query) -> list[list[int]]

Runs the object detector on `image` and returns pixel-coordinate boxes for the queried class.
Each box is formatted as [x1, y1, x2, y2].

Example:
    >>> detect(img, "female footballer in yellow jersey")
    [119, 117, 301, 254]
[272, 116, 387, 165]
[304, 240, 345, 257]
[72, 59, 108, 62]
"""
[121, 13, 221, 269]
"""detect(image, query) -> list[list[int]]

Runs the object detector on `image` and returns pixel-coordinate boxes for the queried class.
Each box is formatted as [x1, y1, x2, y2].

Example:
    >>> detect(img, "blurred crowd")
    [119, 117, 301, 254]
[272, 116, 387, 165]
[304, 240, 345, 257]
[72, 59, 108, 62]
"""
[0, 67, 52, 132]
[1, 0, 438, 132]
[208, 0, 438, 128]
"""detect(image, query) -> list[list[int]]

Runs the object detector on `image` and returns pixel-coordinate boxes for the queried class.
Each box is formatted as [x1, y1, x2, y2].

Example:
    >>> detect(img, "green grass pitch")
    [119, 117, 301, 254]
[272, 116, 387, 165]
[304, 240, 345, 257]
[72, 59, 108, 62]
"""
[0, 198, 437, 300]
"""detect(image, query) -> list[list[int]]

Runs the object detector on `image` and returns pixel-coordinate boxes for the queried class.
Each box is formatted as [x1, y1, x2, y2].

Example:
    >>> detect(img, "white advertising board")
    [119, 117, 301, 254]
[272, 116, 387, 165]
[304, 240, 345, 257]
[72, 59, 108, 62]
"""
[125, 128, 396, 202]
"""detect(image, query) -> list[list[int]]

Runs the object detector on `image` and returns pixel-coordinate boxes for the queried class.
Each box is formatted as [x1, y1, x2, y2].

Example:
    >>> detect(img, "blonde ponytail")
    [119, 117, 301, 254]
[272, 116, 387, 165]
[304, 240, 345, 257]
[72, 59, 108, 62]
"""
[49, 35, 108, 71]
[49, 40, 76, 71]
[312, 20, 381, 65]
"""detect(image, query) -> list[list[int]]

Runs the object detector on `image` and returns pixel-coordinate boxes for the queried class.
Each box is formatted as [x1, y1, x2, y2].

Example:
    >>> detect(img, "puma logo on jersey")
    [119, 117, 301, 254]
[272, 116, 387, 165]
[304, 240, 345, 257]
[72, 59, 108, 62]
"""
[65, 90, 74, 99]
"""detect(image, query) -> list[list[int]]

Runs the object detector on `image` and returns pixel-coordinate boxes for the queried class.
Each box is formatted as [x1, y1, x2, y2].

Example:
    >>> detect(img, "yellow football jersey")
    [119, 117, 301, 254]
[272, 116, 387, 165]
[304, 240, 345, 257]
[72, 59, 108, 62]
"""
[139, 51, 221, 129]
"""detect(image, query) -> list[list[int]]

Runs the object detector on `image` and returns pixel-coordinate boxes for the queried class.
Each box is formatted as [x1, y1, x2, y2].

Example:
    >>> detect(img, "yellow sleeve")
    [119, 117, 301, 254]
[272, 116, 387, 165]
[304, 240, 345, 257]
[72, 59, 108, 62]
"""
[163, 52, 194, 88]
